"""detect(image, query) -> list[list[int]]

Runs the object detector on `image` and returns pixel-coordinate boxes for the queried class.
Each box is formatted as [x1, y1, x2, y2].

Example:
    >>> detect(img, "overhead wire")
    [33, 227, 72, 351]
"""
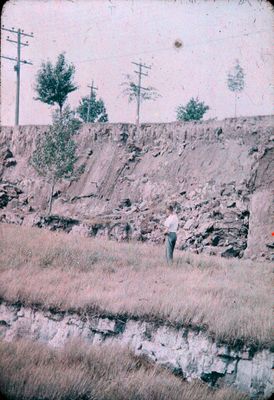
[74, 28, 272, 65]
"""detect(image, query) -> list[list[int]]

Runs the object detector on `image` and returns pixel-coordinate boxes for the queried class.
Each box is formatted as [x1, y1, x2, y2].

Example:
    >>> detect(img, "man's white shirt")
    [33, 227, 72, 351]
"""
[164, 214, 179, 233]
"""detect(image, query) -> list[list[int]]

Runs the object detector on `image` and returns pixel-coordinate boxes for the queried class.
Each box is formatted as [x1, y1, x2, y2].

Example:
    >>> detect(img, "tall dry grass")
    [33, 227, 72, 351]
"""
[0, 339, 249, 400]
[0, 223, 272, 346]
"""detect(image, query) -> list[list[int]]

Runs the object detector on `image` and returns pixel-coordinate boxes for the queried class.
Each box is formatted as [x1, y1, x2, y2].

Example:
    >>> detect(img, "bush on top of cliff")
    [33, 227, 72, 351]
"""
[77, 92, 109, 123]
[176, 97, 209, 121]
[0, 224, 272, 347]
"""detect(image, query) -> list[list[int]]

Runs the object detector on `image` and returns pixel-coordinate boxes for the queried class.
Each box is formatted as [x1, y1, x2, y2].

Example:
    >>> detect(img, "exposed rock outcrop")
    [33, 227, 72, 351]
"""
[0, 302, 273, 399]
[0, 116, 273, 260]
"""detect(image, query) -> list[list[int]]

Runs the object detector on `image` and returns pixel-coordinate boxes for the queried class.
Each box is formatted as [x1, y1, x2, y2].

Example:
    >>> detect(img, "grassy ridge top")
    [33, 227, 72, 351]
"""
[0, 224, 272, 347]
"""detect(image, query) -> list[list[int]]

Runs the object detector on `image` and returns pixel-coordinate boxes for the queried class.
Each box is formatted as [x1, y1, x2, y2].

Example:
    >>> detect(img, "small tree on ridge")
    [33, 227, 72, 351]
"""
[176, 97, 209, 121]
[34, 53, 77, 114]
[227, 59, 245, 117]
[77, 94, 108, 123]
[121, 74, 160, 124]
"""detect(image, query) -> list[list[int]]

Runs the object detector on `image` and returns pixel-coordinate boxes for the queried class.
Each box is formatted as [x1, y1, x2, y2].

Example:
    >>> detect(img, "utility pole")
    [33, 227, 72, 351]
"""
[132, 60, 151, 125]
[1, 25, 34, 126]
[87, 80, 98, 122]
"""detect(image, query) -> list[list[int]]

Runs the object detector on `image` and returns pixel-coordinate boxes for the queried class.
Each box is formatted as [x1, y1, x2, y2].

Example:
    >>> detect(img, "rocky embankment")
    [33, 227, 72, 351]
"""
[0, 302, 273, 399]
[0, 116, 273, 260]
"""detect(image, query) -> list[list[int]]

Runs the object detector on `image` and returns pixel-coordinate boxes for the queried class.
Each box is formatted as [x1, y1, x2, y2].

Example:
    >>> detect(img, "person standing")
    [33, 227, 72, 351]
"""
[164, 205, 179, 264]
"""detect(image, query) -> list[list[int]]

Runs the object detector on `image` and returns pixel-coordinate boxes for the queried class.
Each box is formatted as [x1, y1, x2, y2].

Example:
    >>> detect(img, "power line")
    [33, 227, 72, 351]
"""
[87, 80, 98, 122]
[132, 61, 151, 125]
[7, 24, 269, 67]
[1, 25, 34, 126]
[75, 28, 271, 65]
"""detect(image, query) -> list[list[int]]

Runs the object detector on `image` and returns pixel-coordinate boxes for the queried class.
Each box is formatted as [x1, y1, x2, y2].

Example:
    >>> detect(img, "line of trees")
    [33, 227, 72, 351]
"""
[34, 53, 245, 124]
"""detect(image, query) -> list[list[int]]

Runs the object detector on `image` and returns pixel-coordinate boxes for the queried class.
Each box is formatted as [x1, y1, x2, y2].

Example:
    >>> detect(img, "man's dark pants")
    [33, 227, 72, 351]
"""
[165, 232, 177, 264]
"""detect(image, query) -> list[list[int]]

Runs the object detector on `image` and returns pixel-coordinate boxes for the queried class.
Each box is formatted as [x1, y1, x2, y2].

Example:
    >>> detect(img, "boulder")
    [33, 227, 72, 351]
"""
[0, 192, 9, 208]
[34, 215, 80, 233]
[221, 246, 241, 258]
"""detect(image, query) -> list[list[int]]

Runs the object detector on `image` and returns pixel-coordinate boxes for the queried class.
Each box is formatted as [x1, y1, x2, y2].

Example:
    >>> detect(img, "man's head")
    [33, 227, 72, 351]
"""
[166, 204, 174, 215]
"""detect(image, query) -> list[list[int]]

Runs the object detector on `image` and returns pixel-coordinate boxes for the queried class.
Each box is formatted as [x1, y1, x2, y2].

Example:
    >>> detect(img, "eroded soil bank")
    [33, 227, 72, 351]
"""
[1, 116, 273, 260]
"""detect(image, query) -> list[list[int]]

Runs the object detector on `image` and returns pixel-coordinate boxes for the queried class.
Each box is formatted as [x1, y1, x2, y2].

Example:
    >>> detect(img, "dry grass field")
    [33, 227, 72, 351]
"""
[0, 339, 249, 400]
[0, 223, 272, 347]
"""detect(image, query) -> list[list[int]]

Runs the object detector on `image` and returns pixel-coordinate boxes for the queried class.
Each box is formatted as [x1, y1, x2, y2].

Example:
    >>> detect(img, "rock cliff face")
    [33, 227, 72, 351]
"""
[0, 115, 273, 260]
[0, 302, 273, 399]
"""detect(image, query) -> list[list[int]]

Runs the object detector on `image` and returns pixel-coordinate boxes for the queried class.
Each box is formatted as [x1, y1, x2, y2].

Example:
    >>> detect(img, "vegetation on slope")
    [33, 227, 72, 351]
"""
[0, 224, 272, 347]
[0, 339, 249, 400]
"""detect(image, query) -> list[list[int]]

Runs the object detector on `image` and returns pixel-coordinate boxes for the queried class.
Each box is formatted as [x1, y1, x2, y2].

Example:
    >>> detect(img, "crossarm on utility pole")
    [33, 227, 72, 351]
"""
[2, 26, 34, 37]
[7, 38, 29, 46]
[0, 55, 32, 65]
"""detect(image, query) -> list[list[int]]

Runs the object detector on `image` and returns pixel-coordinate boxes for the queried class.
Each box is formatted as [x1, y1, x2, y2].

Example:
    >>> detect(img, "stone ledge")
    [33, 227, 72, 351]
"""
[0, 302, 272, 398]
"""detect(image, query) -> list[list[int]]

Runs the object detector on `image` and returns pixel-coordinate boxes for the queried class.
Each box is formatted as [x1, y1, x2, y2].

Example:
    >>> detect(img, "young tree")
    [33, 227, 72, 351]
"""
[176, 97, 209, 121]
[34, 53, 77, 114]
[31, 107, 81, 215]
[77, 94, 108, 123]
[227, 59, 245, 117]
[121, 74, 160, 124]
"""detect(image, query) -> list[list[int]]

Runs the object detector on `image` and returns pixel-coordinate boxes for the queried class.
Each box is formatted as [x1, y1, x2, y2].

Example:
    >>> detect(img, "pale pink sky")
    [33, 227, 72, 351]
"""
[1, 0, 273, 125]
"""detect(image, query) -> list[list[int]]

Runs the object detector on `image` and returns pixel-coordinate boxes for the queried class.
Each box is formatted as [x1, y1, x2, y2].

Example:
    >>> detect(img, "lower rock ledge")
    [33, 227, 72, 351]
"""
[0, 302, 273, 399]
